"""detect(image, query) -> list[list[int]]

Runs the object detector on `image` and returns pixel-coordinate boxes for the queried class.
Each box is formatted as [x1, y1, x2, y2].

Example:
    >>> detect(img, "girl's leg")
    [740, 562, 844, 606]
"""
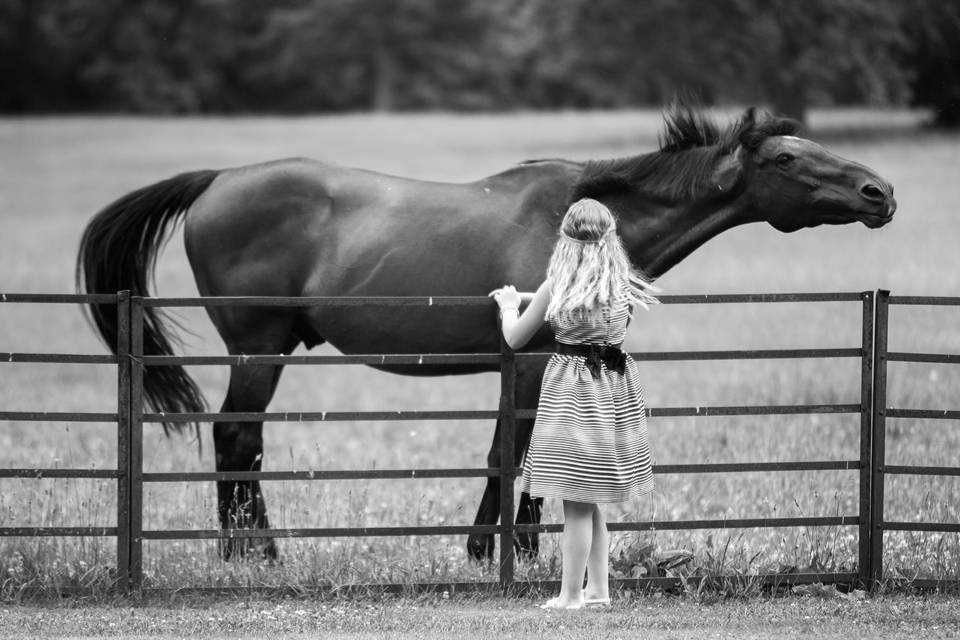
[557, 500, 593, 606]
[584, 504, 610, 600]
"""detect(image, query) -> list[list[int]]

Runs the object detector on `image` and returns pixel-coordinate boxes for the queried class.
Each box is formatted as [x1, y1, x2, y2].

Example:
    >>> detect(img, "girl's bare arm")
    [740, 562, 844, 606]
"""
[496, 281, 551, 350]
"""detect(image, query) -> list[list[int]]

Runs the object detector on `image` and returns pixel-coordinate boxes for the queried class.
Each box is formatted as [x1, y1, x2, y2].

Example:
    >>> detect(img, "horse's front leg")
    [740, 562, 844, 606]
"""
[466, 416, 503, 561]
[467, 361, 545, 561]
[513, 362, 545, 559]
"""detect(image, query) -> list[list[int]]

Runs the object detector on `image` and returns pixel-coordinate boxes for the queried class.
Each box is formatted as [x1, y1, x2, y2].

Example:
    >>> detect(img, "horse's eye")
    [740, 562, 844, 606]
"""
[776, 153, 794, 167]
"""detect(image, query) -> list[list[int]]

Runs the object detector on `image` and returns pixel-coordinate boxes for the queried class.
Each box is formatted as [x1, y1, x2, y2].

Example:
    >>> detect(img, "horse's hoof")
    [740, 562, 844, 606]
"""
[255, 538, 279, 562]
[218, 535, 279, 562]
[218, 538, 237, 561]
[466, 534, 495, 562]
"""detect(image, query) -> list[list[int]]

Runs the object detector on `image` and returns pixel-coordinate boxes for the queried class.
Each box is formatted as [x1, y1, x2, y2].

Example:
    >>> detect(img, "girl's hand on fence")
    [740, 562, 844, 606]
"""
[489, 285, 521, 312]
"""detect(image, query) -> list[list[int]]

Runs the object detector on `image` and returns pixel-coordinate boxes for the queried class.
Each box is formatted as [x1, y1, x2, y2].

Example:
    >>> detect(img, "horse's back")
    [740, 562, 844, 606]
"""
[182, 156, 577, 355]
[186, 157, 579, 294]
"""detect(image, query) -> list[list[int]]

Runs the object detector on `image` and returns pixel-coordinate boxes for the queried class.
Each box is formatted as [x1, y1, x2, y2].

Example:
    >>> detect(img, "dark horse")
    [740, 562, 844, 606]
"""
[77, 105, 895, 562]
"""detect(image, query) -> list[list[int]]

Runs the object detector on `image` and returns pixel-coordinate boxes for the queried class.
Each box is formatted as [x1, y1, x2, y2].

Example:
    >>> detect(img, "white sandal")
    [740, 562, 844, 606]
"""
[539, 596, 583, 610]
[582, 591, 611, 607]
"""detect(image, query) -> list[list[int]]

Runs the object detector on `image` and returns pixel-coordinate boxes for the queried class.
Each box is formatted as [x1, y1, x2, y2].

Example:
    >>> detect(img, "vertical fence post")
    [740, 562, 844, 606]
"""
[498, 331, 517, 590]
[857, 291, 874, 589]
[129, 296, 145, 589]
[116, 291, 131, 591]
[869, 290, 890, 589]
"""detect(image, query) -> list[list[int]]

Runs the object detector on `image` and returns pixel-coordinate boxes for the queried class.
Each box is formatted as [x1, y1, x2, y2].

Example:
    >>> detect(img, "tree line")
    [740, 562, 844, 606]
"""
[2, 0, 958, 126]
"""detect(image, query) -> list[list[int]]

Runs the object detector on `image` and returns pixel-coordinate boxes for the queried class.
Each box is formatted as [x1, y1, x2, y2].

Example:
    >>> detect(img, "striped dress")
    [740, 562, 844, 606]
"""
[519, 297, 653, 503]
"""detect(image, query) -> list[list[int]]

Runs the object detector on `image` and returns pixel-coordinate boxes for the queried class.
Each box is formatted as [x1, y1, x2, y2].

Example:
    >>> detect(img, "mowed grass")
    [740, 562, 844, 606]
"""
[4, 593, 960, 640]
[0, 109, 958, 594]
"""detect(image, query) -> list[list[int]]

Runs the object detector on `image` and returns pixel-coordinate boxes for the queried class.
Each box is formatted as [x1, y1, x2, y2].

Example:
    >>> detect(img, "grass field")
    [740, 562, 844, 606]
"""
[0, 108, 958, 595]
[3, 592, 960, 640]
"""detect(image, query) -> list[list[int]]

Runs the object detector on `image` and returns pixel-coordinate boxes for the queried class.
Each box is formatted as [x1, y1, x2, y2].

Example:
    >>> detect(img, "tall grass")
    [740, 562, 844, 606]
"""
[1, 109, 957, 596]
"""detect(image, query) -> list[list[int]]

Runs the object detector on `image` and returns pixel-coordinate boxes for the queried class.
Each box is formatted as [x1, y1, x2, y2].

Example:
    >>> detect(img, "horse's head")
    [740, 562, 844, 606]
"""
[734, 109, 896, 232]
[568, 103, 897, 277]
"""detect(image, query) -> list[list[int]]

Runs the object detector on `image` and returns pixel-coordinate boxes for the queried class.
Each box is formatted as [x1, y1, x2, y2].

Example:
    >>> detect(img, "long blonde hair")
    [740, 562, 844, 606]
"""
[545, 198, 658, 322]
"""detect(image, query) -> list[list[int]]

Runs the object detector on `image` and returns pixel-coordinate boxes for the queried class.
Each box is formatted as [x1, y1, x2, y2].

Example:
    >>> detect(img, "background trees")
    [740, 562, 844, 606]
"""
[900, 0, 960, 127]
[1, 0, 957, 126]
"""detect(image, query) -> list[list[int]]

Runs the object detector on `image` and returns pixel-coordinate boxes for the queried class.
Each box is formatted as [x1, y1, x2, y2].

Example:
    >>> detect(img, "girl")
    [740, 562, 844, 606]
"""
[490, 198, 658, 610]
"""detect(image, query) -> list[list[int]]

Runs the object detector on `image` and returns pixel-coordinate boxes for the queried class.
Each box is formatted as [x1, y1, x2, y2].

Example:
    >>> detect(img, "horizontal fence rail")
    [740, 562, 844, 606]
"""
[0, 469, 120, 479]
[522, 516, 861, 534]
[0, 293, 119, 304]
[0, 353, 118, 364]
[1, 289, 957, 593]
[137, 461, 860, 484]
[0, 411, 118, 422]
[133, 292, 866, 308]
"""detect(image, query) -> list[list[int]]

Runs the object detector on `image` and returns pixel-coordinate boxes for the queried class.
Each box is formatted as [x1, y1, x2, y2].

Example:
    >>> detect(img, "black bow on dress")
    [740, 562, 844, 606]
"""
[584, 344, 627, 379]
[556, 342, 627, 379]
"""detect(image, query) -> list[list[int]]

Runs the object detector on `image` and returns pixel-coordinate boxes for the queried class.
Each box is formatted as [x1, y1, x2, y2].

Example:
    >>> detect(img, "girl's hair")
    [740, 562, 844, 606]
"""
[545, 198, 658, 322]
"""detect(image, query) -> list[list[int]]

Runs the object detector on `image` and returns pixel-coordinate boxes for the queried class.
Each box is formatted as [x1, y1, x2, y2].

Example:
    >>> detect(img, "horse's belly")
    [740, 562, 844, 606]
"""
[307, 307, 500, 356]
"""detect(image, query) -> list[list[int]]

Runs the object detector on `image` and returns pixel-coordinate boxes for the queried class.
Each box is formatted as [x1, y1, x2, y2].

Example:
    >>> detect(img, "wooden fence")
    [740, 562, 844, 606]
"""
[0, 289, 956, 593]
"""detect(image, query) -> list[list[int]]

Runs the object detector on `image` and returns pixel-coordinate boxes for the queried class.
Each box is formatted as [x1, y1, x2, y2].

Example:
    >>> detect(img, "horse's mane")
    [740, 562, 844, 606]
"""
[570, 103, 799, 203]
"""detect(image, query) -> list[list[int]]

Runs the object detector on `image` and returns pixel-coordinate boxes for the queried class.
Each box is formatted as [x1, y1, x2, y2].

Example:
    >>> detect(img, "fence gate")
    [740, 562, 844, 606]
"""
[868, 291, 960, 588]
[0, 293, 132, 587]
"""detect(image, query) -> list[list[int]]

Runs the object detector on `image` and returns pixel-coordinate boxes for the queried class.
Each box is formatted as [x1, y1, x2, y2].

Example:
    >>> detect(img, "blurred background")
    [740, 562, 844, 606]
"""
[1, 0, 958, 126]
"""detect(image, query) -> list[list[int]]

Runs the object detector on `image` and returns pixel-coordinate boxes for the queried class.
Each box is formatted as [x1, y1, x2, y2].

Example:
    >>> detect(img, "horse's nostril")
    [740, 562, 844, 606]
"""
[860, 183, 885, 201]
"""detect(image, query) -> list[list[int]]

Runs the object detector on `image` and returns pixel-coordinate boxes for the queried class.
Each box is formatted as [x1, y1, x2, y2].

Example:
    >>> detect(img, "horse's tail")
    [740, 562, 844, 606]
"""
[76, 170, 219, 435]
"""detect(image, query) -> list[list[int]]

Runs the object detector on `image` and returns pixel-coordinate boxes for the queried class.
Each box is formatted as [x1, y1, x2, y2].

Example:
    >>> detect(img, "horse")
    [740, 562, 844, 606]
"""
[76, 104, 895, 562]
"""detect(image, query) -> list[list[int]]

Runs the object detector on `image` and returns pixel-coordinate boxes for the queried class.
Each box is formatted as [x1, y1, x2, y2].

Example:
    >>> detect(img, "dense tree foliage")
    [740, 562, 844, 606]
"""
[900, 0, 960, 127]
[1, 0, 956, 125]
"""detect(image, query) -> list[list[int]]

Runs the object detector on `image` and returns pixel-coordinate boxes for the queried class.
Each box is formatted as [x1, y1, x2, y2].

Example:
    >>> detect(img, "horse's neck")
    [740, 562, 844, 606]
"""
[617, 195, 755, 279]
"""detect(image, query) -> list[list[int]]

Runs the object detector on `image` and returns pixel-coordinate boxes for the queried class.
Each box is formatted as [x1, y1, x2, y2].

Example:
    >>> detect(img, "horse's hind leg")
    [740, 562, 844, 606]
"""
[214, 362, 284, 560]
[210, 313, 300, 561]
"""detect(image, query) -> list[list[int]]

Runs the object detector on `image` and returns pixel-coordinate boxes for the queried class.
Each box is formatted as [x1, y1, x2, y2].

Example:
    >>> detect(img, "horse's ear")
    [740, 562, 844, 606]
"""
[736, 107, 802, 149]
[711, 147, 745, 193]
[737, 108, 765, 149]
